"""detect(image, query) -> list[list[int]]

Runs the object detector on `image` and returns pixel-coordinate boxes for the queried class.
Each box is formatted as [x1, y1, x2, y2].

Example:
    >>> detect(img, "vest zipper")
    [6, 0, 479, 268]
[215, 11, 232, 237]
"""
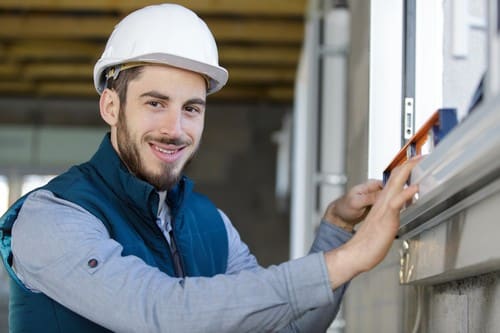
[168, 227, 185, 278]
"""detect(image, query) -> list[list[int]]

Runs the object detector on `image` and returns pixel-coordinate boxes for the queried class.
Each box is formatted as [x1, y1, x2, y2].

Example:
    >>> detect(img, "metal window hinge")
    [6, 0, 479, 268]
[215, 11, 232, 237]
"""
[404, 97, 415, 140]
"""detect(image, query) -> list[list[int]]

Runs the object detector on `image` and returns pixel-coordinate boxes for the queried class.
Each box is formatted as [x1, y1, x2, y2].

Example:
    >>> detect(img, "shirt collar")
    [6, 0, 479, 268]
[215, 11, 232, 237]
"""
[157, 191, 167, 217]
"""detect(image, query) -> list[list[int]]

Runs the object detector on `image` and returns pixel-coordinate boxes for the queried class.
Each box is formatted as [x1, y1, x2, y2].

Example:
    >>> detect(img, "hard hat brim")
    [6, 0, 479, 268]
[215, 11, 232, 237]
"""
[94, 53, 228, 95]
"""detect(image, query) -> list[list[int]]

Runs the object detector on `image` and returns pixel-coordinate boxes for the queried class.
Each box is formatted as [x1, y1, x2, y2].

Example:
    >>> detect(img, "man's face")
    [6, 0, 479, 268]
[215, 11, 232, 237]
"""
[112, 65, 206, 191]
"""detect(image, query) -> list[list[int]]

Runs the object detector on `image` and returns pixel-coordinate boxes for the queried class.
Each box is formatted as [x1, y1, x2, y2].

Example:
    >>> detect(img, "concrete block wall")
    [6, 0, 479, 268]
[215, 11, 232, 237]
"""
[412, 271, 500, 333]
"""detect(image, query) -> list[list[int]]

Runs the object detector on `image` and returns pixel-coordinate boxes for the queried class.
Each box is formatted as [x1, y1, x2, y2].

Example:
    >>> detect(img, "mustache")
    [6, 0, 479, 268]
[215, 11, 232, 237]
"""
[145, 134, 192, 146]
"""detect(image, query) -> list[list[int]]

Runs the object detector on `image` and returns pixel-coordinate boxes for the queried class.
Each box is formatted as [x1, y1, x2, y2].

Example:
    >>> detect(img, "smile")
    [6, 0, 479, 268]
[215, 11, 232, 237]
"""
[150, 143, 186, 163]
[155, 146, 178, 155]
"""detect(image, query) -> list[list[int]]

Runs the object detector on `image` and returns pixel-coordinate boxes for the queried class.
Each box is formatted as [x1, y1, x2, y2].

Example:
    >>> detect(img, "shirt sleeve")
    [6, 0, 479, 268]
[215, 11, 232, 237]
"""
[11, 190, 335, 333]
[218, 209, 260, 274]
[278, 222, 354, 333]
[218, 211, 354, 333]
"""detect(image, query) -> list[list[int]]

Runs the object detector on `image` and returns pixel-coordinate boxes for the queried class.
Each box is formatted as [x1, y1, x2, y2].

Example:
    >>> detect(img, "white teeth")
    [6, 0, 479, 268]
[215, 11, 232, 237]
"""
[155, 146, 176, 154]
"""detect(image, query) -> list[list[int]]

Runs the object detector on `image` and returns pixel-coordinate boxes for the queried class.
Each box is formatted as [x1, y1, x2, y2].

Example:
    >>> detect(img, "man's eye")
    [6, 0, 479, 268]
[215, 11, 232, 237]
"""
[185, 106, 199, 113]
[148, 101, 162, 108]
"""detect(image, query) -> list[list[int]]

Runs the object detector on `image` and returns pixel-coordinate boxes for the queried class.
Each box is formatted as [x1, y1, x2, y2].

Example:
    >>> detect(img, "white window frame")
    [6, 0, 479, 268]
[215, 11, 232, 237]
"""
[414, 1, 444, 127]
[367, 0, 405, 178]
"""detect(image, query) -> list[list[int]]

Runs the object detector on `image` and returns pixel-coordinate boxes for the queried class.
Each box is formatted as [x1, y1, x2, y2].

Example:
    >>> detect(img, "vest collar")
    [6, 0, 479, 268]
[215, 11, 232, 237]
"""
[88, 134, 194, 220]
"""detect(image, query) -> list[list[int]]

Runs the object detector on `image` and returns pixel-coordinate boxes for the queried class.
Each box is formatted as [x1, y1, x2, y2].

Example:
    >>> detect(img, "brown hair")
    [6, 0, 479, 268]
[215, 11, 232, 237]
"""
[105, 66, 144, 107]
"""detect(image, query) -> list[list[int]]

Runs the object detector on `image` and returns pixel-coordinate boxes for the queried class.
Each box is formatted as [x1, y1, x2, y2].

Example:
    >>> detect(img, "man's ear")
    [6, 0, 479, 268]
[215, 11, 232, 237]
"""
[99, 88, 120, 126]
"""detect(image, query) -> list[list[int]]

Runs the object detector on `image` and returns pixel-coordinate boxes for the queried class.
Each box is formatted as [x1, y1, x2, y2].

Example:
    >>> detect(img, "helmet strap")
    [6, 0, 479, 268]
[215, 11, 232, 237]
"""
[104, 62, 147, 87]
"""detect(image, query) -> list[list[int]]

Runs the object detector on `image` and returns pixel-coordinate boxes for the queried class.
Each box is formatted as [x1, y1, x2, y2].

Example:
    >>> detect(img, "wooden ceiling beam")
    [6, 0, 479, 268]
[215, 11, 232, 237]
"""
[0, 15, 109, 39]
[0, 81, 35, 93]
[220, 45, 300, 66]
[20, 82, 293, 102]
[20, 63, 296, 84]
[267, 87, 295, 101]
[37, 82, 95, 97]
[7, 40, 100, 60]
[0, 63, 20, 78]
[0, 0, 306, 17]
[0, 15, 304, 43]
[228, 67, 295, 83]
[211, 86, 293, 102]
[23, 63, 93, 79]
[4, 41, 299, 66]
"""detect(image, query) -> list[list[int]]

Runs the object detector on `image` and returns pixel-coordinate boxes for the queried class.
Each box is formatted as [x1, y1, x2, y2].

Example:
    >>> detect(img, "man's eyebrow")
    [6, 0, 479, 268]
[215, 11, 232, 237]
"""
[140, 90, 170, 100]
[140, 91, 205, 106]
[186, 98, 206, 106]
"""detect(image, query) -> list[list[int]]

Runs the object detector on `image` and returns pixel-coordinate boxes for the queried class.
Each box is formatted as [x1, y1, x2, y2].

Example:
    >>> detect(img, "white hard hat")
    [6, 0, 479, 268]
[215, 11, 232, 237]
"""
[93, 4, 228, 95]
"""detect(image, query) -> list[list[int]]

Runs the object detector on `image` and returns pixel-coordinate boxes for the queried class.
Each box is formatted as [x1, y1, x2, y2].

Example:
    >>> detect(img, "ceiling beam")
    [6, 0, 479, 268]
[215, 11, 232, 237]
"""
[0, 81, 34, 93]
[23, 63, 93, 79]
[0, 1, 300, 114]
[19, 63, 296, 84]
[0, 15, 304, 43]
[0, 0, 307, 17]
[30, 82, 293, 102]
[212, 86, 294, 101]
[37, 82, 95, 97]
[4, 40, 300, 65]
[220, 45, 300, 66]
[0, 63, 19, 77]
[228, 68, 295, 83]
[7, 40, 99, 60]
[0, 80, 293, 100]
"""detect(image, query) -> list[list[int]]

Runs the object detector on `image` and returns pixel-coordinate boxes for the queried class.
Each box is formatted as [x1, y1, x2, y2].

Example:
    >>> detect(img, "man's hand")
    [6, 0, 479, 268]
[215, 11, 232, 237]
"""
[323, 179, 383, 232]
[324, 157, 421, 289]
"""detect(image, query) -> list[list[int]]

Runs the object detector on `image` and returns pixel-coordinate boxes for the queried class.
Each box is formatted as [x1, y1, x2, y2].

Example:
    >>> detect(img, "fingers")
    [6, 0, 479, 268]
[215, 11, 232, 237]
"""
[351, 179, 383, 195]
[385, 156, 422, 190]
[351, 179, 383, 208]
[389, 184, 419, 210]
[364, 179, 384, 192]
[354, 191, 378, 208]
[383, 156, 422, 210]
[333, 157, 421, 225]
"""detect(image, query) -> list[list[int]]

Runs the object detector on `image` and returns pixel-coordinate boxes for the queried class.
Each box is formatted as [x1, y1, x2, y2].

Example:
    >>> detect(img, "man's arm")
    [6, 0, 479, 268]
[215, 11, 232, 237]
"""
[12, 158, 418, 333]
[220, 208, 352, 332]
[278, 222, 353, 333]
[218, 209, 259, 274]
[12, 190, 334, 333]
[324, 157, 420, 289]
[282, 157, 420, 332]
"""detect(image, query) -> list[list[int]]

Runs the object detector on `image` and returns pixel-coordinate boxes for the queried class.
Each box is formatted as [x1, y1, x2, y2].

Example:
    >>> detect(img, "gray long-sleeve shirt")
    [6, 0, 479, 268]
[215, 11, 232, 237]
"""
[11, 190, 352, 332]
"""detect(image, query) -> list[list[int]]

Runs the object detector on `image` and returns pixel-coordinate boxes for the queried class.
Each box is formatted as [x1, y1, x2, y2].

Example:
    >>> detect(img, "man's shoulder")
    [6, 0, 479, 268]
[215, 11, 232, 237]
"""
[13, 189, 108, 251]
[24, 188, 71, 205]
[19, 189, 95, 222]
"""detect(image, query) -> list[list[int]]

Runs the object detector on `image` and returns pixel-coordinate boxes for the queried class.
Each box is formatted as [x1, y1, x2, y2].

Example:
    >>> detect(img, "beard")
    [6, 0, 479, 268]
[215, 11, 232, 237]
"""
[116, 109, 196, 191]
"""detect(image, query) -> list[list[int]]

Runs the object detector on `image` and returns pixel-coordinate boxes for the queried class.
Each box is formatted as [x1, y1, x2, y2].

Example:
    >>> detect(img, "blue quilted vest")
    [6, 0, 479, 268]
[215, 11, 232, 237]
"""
[0, 134, 228, 332]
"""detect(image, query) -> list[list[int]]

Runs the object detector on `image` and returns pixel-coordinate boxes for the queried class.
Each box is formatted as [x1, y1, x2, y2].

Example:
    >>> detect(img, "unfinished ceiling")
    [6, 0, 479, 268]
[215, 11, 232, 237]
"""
[0, 0, 306, 125]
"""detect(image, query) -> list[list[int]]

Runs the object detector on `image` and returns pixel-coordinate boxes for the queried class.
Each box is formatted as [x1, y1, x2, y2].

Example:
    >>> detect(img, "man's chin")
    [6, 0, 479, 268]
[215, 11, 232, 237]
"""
[139, 168, 182, 191]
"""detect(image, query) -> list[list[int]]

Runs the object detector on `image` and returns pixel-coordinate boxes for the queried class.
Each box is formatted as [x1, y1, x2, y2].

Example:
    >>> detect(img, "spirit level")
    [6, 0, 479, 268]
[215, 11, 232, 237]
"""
[383, 108, 458, 185]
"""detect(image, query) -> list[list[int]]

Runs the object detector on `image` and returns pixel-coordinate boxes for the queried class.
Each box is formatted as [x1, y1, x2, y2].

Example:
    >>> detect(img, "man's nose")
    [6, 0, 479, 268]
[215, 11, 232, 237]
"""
[159, 109, 183, 137]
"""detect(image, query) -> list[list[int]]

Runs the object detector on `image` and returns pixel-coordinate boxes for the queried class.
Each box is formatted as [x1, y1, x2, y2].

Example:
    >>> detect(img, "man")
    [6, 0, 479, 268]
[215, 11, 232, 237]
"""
[0, 4, 419, 333]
